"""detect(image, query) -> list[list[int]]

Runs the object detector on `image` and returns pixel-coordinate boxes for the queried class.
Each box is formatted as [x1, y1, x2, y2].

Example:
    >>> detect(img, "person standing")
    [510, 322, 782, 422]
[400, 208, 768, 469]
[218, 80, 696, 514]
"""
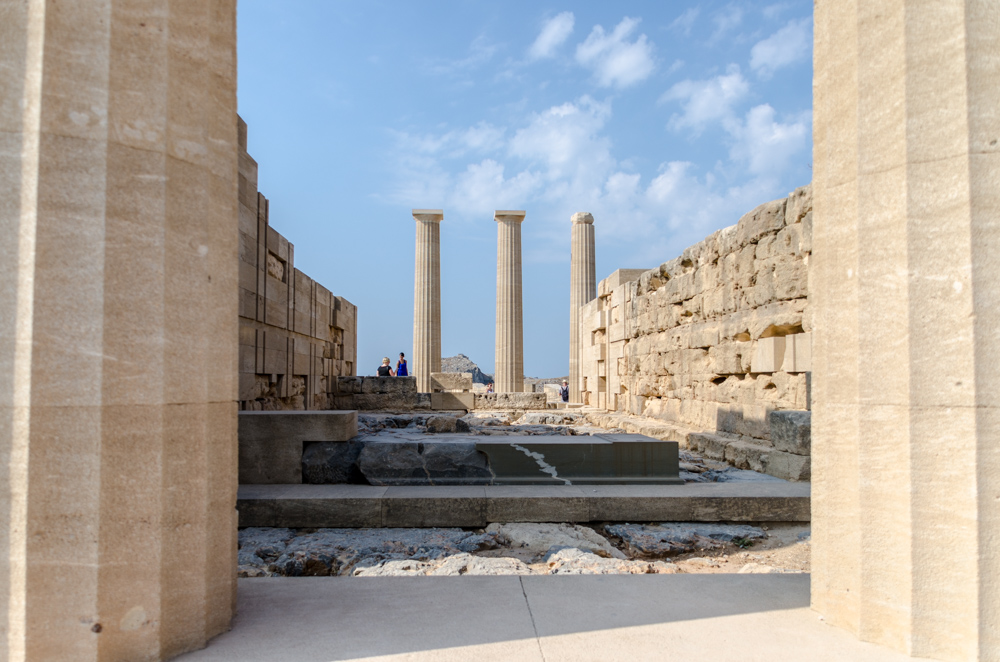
[396, 352, 408, 377]
[377, 357, 395, 377]
[560, 380, 569, 403]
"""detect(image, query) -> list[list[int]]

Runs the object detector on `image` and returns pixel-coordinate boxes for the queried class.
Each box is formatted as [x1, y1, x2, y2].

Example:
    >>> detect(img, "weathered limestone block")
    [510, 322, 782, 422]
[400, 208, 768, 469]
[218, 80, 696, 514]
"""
[352, 394, 417, 411]
[783, 333, 812, 373]
[361, 376, 418, 395]
[302, 441, 365, 484]
[239, 411, 359, 484]
[430, 372, 473, 392]
[761, 449, 810, 482]
[751, 336, 786, 373]
[769, 410, 811, 455]
[474, 393, 547, 410]
[736, 198, 787, 246]
[431, 392, 475, 411]
[358, 442, 492, 485]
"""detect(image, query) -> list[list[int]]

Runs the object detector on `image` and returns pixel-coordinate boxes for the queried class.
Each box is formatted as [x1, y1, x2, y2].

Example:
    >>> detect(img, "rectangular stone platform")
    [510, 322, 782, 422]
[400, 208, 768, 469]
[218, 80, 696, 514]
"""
[239, 410, 358, 484]
[236, 482, 811, 528]
[356, 433, 682, 486]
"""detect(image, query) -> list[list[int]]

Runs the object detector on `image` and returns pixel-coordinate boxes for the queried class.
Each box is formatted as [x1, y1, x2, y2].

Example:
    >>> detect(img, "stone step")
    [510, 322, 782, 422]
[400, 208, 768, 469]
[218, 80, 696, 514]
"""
[239, 410, 359, 484]
[236, 482, 811, 528]
[350, 433, 683, 487]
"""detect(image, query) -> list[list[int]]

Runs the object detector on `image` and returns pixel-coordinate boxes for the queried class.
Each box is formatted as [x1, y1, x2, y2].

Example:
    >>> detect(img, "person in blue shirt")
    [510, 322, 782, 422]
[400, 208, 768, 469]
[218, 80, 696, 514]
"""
[396, 352, 408, 377]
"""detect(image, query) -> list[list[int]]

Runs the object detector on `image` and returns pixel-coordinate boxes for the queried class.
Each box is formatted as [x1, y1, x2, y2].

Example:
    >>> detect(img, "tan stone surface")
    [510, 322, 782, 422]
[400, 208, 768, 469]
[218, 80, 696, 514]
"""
[577, 188, 812, 479]
[1, 2, 238, 659]
[430, 372, 473, 392]
[495, 211, 526, 393]
[413, 210, 443, 393]
[569, 212, 596, 403]
[811, 2, 1000, 658]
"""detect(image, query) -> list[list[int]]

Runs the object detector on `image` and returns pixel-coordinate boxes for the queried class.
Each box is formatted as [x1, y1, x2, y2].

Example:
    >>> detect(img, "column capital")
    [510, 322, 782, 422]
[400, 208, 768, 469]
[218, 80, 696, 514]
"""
[572, 212, 594, 225]
[494, 210, 526, 223]
[412, 209, 444, 223]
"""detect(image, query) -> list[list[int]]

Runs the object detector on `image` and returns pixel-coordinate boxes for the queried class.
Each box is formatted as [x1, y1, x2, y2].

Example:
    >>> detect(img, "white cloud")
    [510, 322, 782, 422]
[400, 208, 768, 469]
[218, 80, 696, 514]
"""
[575, 17, 656, 88]
[661, 65, 750, 133]
[670, 8, 699, 36]
[726, 104, 810, 177]
[528, 12, 575, 60]
[750, 18, 812, 79]
[509, 97, 613, 179]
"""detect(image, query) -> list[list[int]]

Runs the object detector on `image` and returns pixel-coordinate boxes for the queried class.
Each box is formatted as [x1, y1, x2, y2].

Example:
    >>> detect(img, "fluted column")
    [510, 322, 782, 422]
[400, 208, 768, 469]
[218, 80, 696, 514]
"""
[412, 210, 443, 393]
[494, 211, 526, 393]
[811, 2, 999, 659]
[569, 213, 596, 403]
[0, 2, 238, 660]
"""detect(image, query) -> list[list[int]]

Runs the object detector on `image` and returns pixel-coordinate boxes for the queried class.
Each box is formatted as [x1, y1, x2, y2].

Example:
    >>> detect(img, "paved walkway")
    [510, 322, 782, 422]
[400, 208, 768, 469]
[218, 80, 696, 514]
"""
[177, 575, 918, 661]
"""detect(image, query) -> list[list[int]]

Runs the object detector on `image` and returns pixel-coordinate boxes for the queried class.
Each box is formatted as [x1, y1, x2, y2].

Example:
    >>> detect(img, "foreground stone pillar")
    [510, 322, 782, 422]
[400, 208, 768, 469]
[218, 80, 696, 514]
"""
[811, 2, 999, 660]
[412, 210, 443, 393]
[494, 211, 526, 393]
[0, 2, 238, 660]
[569, 213, 596, 403]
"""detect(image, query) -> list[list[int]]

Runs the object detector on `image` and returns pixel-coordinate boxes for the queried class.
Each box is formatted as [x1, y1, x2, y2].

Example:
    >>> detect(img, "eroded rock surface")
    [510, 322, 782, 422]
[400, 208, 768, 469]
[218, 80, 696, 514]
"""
[605, 523, 767, 556]
[486, 522, 626, 560]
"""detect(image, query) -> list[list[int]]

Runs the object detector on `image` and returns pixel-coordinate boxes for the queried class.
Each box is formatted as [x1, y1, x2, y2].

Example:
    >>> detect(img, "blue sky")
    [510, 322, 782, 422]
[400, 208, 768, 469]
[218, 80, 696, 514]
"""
[237, 1, 813, 379]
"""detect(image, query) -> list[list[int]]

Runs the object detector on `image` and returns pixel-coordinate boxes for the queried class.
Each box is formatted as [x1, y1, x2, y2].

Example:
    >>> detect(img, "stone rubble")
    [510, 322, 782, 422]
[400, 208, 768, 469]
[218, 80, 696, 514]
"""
[239, 523, 804, 578]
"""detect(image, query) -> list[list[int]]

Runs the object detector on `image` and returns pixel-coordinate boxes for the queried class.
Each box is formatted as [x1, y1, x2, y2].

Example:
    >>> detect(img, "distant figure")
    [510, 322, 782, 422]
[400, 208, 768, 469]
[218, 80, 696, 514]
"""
[560, 381, 569, 402]
[486, 382, 494, 393]
[377, 357, 395, 377]
[396, 352, 408, 377]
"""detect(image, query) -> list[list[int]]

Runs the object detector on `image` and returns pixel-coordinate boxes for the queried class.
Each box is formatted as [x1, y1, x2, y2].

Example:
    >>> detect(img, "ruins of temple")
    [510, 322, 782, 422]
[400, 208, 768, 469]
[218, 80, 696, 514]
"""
[1, 2, 997, 661]
[576, 187, 813, 481]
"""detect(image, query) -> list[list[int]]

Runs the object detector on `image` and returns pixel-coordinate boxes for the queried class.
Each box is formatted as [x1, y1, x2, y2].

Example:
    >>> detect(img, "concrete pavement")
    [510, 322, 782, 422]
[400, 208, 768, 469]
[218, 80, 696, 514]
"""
[176, 575, 917, 661]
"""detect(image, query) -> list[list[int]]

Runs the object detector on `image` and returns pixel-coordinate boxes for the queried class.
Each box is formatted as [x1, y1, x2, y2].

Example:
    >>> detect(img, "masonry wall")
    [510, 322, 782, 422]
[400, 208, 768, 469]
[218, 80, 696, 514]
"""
[238, 118, 357, 410]
[580, 186, 813, 480]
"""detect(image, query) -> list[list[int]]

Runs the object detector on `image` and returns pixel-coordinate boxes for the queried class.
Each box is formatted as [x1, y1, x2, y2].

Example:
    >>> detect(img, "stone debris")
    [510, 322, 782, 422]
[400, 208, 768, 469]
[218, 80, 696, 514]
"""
[543, 547, 679, 575]
[486, 522, 626, 560]
[238, 527, 498, 577]
[605, 523, 767, 556]
[238, 523, 810, 578]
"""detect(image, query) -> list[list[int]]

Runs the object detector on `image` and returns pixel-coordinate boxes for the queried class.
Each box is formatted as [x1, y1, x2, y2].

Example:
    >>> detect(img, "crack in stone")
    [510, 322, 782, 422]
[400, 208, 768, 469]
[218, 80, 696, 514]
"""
[510, 444, 572, 485]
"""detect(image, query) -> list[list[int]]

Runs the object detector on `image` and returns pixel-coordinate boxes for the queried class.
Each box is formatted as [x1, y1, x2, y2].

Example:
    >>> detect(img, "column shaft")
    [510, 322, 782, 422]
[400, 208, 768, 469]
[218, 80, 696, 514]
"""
[0, 2, 239, 660]
[569, 213, 596, 403]
[412, 211, 443, 393]
[811, 1, 1000, 659]
[495, 211, 525, 393]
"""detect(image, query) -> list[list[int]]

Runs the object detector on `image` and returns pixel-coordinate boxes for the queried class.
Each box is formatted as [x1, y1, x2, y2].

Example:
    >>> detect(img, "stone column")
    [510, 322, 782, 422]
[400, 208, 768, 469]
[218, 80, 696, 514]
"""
[811, 2, 999, 660]
[569, 213, 596, 403]
[0, 2, 238, 660]
[494, 211, 526, 393]
[412, 210, 443, 393]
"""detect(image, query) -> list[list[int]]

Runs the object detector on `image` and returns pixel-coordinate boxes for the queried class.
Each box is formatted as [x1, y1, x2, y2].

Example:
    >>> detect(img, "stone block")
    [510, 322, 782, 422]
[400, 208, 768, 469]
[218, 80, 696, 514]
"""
[769, 410, 811, 455]
[302, 441, 365, 484]
[238, 410, 358, 484]
[352, 394, 417, 411]
[431, 392, 475, 411]
[430, 372, 473, 392]
[236, 484, 385, 528]
[381, 487, 488, 527]
[751, 336, 786, 373]
[761, 449, 811, 482]
[474, 393, 547, 410]
[360, 376, 418, 395]
[784, 333, 812, 372]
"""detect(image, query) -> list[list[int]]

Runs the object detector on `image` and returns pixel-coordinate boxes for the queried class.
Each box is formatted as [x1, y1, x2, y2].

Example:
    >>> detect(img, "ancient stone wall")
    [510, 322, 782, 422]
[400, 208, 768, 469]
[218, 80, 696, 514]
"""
[579, 186, 812, 480]
[238, 118, 357, 410]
